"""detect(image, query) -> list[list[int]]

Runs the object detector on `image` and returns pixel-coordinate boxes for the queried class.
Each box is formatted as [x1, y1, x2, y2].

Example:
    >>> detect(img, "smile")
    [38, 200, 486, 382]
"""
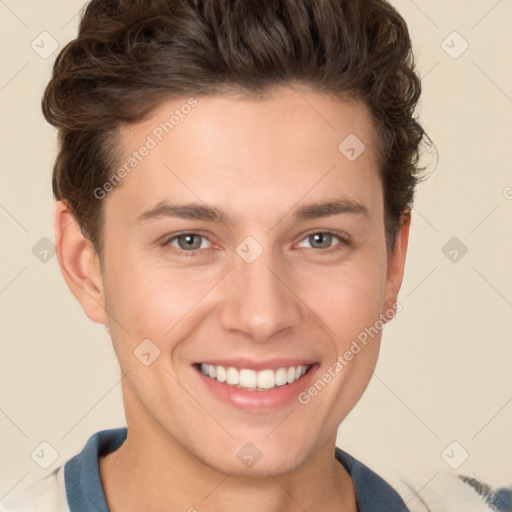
[197, 363, 312, 391]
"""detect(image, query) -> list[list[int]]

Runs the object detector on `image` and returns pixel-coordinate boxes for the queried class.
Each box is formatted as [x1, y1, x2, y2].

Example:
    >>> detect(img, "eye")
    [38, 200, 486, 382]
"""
[164, 233, 213, 255]
[296, 231, 346, 253]
[162, 230, 348, 257]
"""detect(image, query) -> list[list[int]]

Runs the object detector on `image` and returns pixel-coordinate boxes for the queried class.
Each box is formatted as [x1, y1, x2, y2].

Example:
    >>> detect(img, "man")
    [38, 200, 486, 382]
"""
[2, 0, 510, 510]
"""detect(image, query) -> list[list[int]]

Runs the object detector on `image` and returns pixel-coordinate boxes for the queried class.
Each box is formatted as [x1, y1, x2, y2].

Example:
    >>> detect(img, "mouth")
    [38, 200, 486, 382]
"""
[192, 359, 318, 411]
[195, 363, 313, 391]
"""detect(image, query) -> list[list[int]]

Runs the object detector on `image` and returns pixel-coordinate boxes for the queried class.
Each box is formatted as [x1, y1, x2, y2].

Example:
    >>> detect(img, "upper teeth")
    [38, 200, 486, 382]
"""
[199, 364, 309, 390]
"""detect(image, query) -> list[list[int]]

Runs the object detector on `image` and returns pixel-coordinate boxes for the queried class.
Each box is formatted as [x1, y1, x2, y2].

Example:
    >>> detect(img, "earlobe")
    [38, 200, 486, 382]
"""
[384, 210, 411, 313]
[54, 201, 108, 325]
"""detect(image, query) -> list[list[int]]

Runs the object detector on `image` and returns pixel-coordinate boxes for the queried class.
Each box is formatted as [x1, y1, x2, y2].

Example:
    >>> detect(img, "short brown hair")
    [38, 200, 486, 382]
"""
[43, 0, 426, 258]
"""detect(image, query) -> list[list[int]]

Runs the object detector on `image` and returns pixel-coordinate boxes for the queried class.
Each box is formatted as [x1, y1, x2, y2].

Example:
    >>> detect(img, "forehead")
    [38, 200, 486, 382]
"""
[106, 86, 382, 226]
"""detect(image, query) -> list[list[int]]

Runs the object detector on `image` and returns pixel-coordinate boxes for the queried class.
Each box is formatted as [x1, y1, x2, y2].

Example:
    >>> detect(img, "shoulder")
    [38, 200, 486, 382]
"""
[336, 448, 511, 512]
[0, 427, 127, 512]
[0, 465, 69, 512]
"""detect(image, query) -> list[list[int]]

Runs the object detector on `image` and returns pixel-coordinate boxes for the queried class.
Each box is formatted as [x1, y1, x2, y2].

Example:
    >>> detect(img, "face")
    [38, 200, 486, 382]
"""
[61, 86, 408, 476]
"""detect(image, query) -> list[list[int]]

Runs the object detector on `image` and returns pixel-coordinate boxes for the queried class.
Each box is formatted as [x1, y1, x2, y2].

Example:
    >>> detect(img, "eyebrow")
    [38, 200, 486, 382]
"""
[135, 198, 369, 225]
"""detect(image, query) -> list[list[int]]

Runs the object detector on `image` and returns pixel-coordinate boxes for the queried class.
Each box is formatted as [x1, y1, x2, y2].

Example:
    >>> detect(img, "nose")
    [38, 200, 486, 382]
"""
[218, 247, 302, 343]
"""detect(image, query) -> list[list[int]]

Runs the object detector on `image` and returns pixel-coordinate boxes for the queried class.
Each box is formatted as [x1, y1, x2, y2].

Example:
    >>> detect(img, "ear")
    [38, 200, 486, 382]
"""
[384, 210, 411, 314]
[54, 200, 108, 325]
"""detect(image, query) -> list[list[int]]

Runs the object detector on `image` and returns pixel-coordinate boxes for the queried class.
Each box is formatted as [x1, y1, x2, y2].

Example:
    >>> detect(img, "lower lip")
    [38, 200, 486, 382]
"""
[194, 365, 319, 412]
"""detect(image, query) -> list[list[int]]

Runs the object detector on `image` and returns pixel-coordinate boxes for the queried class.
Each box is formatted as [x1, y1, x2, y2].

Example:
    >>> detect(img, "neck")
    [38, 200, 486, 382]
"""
[99, 423, 357, 512]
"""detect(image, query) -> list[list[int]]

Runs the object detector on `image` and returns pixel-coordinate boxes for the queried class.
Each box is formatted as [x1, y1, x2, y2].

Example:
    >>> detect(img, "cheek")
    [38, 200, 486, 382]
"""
[298, 256, 387, 344]
[102, 255, 221, 345]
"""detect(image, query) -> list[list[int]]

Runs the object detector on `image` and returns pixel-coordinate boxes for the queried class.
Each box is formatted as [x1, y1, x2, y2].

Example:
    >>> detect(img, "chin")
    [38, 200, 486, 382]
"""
[195, 437, 315, 477]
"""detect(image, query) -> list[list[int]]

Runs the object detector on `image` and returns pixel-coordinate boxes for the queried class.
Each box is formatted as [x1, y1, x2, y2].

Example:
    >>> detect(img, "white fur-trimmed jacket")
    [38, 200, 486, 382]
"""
[394, 472, 511, 511]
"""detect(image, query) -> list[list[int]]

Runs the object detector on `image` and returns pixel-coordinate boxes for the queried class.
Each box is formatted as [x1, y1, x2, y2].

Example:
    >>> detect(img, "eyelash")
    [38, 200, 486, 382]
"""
[161, 230, 348, 257]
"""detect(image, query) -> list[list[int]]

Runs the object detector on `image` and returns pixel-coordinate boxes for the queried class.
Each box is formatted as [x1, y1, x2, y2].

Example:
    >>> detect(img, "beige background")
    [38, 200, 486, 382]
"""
[1, 0, 511, 503]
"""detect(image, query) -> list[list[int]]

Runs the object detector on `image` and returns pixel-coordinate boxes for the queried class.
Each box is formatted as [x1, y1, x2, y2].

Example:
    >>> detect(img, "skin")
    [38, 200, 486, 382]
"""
[55, 85, 410, 512]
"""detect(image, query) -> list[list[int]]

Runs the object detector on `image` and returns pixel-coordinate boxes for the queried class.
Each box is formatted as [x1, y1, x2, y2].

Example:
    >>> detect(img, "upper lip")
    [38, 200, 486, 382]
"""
[194, 359, 317, 371]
